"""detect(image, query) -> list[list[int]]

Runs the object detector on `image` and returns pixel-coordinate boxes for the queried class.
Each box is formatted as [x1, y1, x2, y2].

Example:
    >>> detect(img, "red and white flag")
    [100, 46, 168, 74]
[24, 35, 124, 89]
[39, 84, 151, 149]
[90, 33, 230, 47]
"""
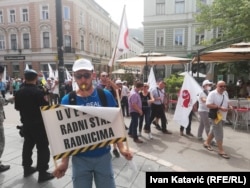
[173, 72, 202, 128]
[108, 6, 129, 67]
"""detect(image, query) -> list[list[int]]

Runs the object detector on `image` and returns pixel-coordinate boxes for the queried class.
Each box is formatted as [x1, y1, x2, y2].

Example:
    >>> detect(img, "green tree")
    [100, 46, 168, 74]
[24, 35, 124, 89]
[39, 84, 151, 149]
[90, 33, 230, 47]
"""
[195, 0, 250, 81]
[195, 0, 250, 44]
[165, 74, 184, 99]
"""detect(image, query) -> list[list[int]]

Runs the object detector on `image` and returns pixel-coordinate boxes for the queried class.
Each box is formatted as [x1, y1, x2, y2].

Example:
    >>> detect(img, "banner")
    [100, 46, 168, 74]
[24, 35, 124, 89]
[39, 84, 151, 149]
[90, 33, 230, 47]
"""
[41, 105, 126, 160]
[108, 5, 129, 67]
[173, 72, 202, 128]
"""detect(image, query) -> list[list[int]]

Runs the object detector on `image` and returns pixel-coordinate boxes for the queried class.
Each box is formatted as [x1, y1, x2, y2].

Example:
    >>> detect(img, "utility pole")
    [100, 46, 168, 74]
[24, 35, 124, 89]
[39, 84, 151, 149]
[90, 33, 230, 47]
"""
[56, 0, 65, 101]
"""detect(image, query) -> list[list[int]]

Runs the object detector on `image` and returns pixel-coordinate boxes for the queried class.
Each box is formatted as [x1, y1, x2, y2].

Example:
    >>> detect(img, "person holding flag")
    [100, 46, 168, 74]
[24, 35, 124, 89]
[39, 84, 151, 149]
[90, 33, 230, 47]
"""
[173, 72, 202, 134]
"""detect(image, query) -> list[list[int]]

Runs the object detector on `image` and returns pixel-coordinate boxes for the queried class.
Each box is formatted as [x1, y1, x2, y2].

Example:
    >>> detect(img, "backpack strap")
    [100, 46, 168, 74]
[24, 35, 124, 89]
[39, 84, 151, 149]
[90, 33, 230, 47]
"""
[68, 89, 107, 107]
[97, 88, 107, 107]
[69, 91, 76, 105]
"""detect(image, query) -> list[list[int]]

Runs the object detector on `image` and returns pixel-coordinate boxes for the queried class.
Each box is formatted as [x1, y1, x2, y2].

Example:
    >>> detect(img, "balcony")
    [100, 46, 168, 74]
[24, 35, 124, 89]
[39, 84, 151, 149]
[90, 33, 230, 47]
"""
[64, 47, 75, 53]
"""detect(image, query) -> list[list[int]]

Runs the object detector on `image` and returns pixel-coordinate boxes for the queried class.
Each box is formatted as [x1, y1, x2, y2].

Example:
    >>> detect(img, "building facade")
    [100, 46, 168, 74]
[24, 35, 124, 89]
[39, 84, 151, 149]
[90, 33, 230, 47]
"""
[143, 0, 217, 79]
[0, 0, 143, 79]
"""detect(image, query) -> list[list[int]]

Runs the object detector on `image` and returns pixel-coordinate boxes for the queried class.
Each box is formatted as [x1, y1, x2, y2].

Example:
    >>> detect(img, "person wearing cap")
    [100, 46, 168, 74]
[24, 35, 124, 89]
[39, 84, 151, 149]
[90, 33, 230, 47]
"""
[14, 69, 54, 182]
[53, 58, 132, 188]
[115, 79, 123, 103]
[0, 65, 10, 173]
[197, 80, 213, 140]
[121, 80, 130, 117]
[203, 80, 233, 159]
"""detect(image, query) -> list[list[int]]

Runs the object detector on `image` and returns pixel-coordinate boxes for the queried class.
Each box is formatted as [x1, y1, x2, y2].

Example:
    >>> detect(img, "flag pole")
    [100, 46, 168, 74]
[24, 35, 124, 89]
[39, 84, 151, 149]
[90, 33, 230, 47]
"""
[108, 5, 127, 75]
[115, 89, 130, 151]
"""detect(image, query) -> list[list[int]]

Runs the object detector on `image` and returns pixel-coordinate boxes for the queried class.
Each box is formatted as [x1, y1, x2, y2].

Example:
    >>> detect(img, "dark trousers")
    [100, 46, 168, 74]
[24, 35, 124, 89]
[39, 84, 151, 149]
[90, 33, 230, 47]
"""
[139, 106, 151, 132]
[180, 111, 193, 133]
[1, 90, 5, 99]
[148, 104, 167, 132]
[128, 112, 140, 139]
[121, 96, 129, 116]
[22, 123, 50, 173]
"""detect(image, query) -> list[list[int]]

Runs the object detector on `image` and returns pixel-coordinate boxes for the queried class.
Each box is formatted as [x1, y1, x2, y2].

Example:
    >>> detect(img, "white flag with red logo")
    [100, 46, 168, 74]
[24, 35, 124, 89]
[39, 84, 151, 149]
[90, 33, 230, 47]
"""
[173, 72, 202, 128]
[108, 6, 129, 67]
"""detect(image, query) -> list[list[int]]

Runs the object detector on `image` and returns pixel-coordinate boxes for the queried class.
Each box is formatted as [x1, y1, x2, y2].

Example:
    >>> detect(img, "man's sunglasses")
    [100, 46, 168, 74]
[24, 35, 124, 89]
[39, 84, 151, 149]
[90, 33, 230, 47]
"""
[74, 72, 91, 80]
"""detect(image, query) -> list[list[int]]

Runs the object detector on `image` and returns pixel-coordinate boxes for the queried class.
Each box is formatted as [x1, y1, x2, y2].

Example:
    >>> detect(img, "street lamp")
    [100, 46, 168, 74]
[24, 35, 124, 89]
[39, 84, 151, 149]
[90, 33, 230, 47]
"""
[56, 0, 65, 101]
[144, 55, 148, 82]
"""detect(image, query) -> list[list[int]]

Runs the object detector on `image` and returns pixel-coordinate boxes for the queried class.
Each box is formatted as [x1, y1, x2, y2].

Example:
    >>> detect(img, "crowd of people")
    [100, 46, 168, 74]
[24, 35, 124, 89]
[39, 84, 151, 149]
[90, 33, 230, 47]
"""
[0, 58, 244, 187]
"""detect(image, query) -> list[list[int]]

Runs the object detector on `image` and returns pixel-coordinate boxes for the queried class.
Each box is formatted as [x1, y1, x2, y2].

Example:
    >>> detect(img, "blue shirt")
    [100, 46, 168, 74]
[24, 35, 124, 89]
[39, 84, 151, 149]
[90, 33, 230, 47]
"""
[61, 88, 117, 157]
[0, 81, 6, 91]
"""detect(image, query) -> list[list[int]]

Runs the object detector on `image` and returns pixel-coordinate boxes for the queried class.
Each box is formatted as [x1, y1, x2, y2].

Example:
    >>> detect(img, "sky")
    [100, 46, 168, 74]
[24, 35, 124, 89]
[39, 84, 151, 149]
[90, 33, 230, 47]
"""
[94, 0, 143, 28]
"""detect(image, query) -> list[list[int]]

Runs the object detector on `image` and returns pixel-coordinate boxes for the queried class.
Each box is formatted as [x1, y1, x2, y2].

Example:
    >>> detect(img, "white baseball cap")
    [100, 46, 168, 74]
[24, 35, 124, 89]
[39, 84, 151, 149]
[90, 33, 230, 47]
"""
[202, 80, 213, 86]
[115, 79, 123, 84]
[72, 58, 94, 72]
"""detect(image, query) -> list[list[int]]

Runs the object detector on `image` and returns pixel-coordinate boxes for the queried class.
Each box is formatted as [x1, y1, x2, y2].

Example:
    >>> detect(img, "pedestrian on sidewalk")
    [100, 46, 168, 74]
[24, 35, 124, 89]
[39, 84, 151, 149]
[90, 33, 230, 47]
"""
[53, 59, 133, 188]
[180, 110, 195, 137]
[147, 80, 172, 134]
[121, 81, 130, 117]
[203, 81, 233, 159]
[128, 81, 144, 143]
[0, 65, 10, 173]
[14, 69, 54, 182]
[197, 80, 213, 140]
[138, 83, 154, 139]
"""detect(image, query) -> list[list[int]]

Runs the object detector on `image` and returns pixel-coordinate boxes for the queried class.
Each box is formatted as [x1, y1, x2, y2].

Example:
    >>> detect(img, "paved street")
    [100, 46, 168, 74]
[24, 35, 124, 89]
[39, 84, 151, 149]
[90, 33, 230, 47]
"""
[0, 95, 249, 187]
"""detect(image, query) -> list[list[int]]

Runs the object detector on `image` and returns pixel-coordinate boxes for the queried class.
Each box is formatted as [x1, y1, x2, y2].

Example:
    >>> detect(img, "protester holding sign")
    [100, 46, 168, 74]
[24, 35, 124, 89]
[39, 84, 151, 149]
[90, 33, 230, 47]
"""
[53, 58, 132, 188]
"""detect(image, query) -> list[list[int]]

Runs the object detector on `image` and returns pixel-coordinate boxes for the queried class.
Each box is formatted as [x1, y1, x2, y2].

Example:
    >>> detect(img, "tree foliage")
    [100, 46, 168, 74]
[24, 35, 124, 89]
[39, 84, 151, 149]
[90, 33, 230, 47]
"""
[195, 0, 250, 81]
[165, 74, 184, 99]
[195, 0, 250, 43]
